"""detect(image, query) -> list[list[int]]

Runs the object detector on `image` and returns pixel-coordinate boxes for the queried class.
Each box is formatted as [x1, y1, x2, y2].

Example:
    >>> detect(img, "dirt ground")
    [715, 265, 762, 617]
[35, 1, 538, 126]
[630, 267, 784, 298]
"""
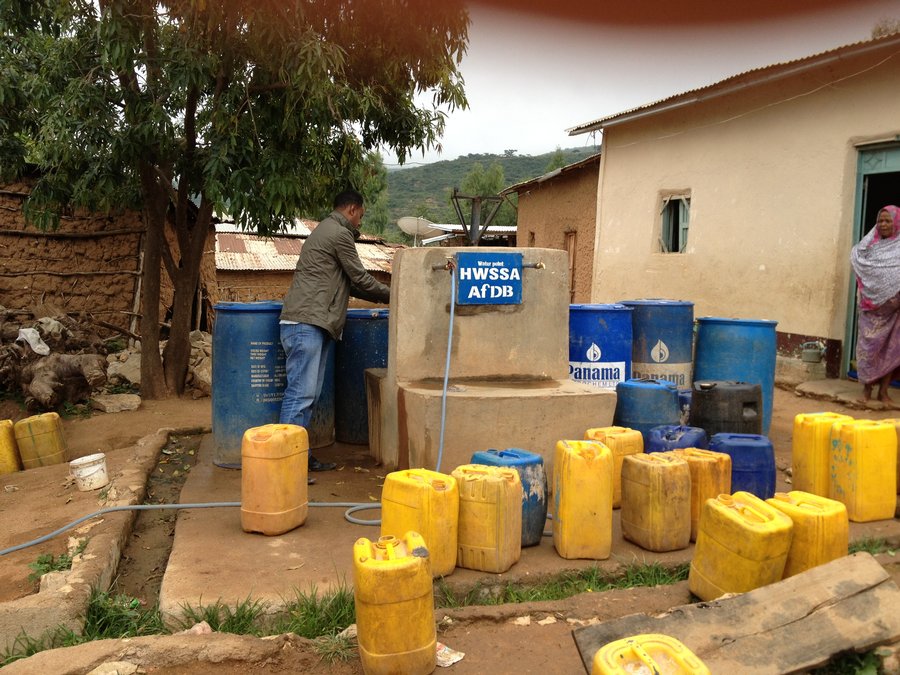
[2, 386, 899, 674]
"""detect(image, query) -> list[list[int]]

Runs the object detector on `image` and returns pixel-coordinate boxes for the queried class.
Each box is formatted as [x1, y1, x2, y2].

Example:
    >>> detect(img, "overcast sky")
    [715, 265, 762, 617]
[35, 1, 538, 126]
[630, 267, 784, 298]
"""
[382, 0, 900, 167]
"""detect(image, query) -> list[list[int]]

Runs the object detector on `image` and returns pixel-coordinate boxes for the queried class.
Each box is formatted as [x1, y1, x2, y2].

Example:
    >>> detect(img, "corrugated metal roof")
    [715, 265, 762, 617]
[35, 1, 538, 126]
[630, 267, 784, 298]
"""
[215, 231, 401, 273]
[426, 223, 518, 235]
[502, 152, 601, 195]
[215, 218, 314, 237]
[568, 33, 900, 136]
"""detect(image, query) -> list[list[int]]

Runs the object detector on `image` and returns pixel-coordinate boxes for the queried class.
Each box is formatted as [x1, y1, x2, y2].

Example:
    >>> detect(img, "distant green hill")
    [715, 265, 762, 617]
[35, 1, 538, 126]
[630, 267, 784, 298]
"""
[382, 146, 599, 239]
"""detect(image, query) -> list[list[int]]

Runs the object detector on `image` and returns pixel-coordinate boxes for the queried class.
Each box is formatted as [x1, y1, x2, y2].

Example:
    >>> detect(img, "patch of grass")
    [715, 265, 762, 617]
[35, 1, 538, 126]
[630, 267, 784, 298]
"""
[104, 382, 139, 395]
[28, 540, 88, 584]
[81, 590, 166, 640]
[59, 401, 92, 420]
[811, 649, 880, 674]
[273, 583, 356, 639]
[0, 626, 79, 666]
[436, 562, 690, 608]
[0, 589, 163, 665]
[849, 537, 897, 556]
[177, 597, 268, 636]
[312, 634, 357, 663]
[104, 337, 127, 354]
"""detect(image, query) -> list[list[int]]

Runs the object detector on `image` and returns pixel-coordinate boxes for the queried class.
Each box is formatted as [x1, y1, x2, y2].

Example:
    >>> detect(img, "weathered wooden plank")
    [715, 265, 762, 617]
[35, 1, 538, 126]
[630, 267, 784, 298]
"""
[573, 553, 900, 674]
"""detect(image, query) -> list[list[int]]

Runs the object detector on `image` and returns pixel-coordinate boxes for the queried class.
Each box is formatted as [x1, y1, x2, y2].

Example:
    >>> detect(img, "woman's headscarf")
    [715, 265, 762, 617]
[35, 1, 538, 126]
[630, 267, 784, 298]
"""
[850, 205, 900, 308]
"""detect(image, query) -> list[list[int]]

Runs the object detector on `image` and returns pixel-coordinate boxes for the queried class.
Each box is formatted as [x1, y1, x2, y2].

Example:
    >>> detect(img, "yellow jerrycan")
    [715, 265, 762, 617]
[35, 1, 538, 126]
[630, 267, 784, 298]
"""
[667, 448, 731, 541]
[380, 468, 459, 577]
[689, 491, 794, 601]
[584, 426, 643, 508]
[452, 464, 522, 573]
[240, 424, 308, 535]
[553, 440, 613, 560]
[766, 491, 848, 578]
[620, 452, 691, 552]
[353, 532, 436, 675]
[876, 418, 900, 495]
[14, 412, 67, 469]
[829, 419, 897, 522]
[0, 420, 22, 475]
[592, 633, 711, 675]
[792, 412, 853, 496]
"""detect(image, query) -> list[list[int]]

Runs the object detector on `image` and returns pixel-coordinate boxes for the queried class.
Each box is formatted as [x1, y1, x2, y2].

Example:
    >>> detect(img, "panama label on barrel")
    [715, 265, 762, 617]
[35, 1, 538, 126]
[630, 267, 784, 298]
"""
[455, 251, 523, 305]
[632, 362, 690, 387]
[569, 342, 626, 388]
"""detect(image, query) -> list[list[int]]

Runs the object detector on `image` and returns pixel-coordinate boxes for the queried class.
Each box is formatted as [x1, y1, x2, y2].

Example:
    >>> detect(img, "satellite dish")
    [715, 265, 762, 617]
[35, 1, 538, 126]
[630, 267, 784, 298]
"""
[397, 216, 442, 237]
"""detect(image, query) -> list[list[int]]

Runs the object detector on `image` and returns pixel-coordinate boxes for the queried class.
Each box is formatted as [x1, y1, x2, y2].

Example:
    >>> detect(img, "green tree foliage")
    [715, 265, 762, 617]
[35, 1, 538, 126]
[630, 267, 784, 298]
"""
[457, 161, 516, 229]
[354, 152, 390, 236]
[0, 0, 468, 398]
[384, 146, 599, 232]
[544, 146, 567, 173]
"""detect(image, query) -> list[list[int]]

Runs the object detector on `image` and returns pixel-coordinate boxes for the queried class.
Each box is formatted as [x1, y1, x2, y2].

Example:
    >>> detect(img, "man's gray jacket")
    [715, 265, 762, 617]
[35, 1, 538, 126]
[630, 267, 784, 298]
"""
[280, 210, 391, 339]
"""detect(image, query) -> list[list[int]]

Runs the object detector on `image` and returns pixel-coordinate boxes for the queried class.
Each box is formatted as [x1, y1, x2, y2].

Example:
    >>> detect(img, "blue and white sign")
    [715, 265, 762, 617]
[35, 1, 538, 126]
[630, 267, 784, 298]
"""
[455, 251, 523, 305]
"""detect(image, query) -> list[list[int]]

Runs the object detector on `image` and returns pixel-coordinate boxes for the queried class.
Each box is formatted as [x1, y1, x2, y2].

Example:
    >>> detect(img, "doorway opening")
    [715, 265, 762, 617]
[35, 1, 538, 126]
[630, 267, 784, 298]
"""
[846, 144, 900, 380]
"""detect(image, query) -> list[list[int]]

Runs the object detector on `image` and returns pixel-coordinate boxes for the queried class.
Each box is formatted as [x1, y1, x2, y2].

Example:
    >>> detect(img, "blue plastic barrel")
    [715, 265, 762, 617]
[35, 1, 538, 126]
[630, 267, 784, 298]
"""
[614, 379, 681, 444]
[694, 318, 777, 434]
[212, 302, 286, 468]
[470, 448, 548, 547]
[568, 304, 633, 389]
[708, 432, 776, 499]
[619, 300, 694, 389]
[645, 425, 708, 453]
[335, 308, 389, 444]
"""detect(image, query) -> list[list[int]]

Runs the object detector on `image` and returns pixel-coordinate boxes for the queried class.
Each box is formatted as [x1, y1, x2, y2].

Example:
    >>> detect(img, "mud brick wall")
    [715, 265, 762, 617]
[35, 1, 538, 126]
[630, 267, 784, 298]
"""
[0, 180, 143, 334]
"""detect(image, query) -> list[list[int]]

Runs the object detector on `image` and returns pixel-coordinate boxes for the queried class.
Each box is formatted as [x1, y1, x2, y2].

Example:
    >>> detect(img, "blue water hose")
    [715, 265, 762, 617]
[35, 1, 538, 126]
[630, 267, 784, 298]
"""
[0, 500, 387, 557]
[435, 262, 456, 474]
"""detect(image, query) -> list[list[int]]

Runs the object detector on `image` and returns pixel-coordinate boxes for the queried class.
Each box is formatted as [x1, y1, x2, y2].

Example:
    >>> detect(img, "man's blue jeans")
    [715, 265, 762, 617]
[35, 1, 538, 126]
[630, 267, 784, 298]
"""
[279, 322, 333, 430]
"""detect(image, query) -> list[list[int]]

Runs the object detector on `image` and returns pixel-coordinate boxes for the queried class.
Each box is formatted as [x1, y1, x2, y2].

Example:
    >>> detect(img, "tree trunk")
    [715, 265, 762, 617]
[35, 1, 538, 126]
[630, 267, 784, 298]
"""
[162, 199, 213, 395]
[138, 165, 170, 400]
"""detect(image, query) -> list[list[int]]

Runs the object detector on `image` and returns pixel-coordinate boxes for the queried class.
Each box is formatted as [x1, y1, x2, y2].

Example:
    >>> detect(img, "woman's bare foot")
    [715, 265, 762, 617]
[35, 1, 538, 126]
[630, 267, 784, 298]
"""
[858, 383, 874, 404]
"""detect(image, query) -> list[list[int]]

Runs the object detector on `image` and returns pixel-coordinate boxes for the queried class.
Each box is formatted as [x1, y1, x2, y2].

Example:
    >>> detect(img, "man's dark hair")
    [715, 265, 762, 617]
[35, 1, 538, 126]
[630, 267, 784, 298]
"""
[334, 189, 364, 209]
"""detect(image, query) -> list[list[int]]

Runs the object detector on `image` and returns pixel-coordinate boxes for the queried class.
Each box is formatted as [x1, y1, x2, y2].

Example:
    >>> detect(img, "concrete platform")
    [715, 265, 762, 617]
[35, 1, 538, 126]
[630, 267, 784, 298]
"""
[157, 401, 900, 627]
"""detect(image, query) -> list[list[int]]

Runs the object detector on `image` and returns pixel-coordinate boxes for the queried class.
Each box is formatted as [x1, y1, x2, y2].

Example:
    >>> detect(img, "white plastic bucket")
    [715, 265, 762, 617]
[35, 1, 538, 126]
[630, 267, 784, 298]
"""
[69, 453, 109, 491]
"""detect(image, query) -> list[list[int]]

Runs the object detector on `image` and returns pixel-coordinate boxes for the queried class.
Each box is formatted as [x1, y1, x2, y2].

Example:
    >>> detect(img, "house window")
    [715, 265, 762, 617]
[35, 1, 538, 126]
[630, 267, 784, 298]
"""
[660, 195, 690, 253]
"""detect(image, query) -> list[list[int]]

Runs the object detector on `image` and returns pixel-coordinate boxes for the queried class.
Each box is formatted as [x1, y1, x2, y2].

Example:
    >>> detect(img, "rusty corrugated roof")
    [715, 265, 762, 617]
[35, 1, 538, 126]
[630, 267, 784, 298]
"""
[568, 32, 900, 136]
[215, 231, 402, 273]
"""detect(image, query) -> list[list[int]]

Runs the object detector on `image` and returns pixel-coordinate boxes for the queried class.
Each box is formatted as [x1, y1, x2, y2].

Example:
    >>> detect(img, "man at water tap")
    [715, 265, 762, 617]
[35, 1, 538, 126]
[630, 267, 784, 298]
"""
[279, 189, 391, 479]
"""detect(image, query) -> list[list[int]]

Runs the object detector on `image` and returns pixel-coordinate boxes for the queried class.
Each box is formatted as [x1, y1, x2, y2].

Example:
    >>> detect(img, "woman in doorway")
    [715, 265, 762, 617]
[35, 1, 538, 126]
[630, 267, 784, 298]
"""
[850, 205, 900, 406]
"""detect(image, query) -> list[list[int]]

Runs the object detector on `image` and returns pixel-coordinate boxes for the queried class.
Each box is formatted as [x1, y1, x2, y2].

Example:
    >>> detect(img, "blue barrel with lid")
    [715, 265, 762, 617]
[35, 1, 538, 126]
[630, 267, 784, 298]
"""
[470, 448, 547, 547]
[694, 317, 777, 434]
[568, 304, 633, 389]
[620, 299, 694, 389]
[708, 432, 776, 499]
[212, 302, 285, 467]
[335, 308, 389, 444]
[614, 379, 681, 445]
[212, 301, 336, 466]
[646, 425, 708, 453]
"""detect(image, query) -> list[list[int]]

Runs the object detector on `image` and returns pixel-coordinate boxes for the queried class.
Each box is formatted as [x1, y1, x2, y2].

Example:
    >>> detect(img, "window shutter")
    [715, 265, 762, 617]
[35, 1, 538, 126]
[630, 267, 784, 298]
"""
[678, 198, 690, 253]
